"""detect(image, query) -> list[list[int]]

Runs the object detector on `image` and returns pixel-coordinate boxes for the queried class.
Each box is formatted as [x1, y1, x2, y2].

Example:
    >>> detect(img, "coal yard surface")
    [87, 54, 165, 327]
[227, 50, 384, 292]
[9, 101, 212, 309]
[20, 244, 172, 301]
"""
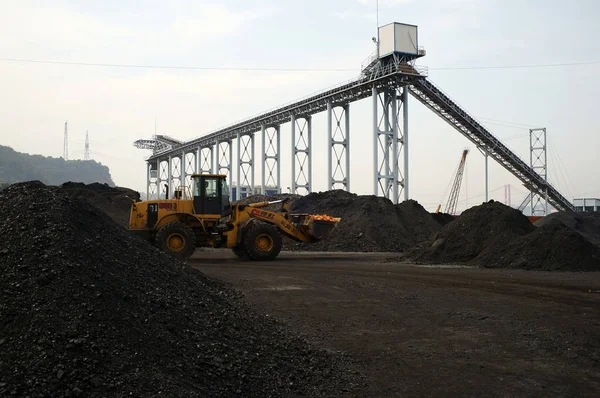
[192, 251, 600, 397]
[1, 182, 600, 397]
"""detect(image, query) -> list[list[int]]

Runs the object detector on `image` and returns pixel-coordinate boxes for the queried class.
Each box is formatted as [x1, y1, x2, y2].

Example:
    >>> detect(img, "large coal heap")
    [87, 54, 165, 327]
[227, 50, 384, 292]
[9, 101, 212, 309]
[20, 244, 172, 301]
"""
[535, 211, 600, 247]
[287, 191, 441, 252]
[0, 182, 353, 397]
[409, 201, 600, 271]
[477, 219, 600, 271]
[410, 200, 536, 263]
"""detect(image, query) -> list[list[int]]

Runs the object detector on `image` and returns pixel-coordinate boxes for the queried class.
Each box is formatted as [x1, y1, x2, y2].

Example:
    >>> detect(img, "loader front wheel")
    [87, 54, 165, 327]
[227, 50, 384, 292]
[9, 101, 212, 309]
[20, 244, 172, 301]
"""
[243, 223, 282, 261]
[231, 245, 250, 260]
[156, 221, 196, 262]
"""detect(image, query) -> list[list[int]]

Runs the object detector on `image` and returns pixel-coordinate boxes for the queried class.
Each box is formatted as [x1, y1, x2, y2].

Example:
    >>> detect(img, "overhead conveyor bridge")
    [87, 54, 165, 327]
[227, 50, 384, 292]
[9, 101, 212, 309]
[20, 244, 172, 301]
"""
[408, 79, 574, 211]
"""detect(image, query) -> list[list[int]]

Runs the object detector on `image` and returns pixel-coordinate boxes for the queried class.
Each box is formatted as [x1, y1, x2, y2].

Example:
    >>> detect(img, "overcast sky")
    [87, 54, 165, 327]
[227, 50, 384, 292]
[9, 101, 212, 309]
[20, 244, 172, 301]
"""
[1, 0, 598, 211]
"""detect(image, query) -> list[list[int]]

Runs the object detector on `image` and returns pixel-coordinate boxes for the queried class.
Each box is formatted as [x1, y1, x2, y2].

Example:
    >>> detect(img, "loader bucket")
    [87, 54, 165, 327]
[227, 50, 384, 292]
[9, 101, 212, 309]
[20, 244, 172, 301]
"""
[309, 219, 340, 240]
[294, 216, 341, 242]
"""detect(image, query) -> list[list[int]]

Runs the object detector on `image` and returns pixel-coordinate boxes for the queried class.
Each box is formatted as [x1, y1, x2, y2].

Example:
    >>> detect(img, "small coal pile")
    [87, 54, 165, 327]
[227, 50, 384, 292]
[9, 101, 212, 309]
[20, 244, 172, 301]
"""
[410, 200, 535, 263]
[0, 182, 353, 397]
[477, 219, 600, 271]
[287, 191, 441, 252]
[58, 182, 140, 227]
[535, 211, 600, 247]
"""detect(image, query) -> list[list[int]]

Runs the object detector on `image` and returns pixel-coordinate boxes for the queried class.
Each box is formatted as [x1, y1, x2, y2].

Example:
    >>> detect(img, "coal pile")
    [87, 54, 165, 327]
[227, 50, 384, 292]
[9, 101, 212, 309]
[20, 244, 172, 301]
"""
[0, 182, 354, 397]
[535, 211, 600, 247]
[410, 201, 535, 263]
[58, 182, 140, 227]
[286, 191, 441, 252]
[476, 219, 600, 271]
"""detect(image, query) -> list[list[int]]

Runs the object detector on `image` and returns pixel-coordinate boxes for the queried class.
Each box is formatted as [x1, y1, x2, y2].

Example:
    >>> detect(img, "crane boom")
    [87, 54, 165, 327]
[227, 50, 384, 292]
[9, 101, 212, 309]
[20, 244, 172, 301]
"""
[445, 149, 469, 215]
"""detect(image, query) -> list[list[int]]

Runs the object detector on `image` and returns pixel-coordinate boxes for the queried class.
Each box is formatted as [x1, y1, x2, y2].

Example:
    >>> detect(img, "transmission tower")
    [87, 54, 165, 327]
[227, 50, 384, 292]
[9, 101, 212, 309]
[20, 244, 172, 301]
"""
[529, 128, 548, 216]
[84, 130, 90, 160]
[63, 121, 68, 160]
[445, 149, 469, 215]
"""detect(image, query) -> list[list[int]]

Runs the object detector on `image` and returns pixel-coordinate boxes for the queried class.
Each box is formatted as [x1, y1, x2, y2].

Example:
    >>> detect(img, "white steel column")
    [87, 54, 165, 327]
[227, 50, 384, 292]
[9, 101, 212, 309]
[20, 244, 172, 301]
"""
[291, 115, 296, 193]
[181, 150, 186, 189]
[236, 132, 241, 201]
[167, 155, 172, 199]
[146, 162, 150, 200]
[327, 101, 333, 190]
[277, 126, 281, 193]
[372, 86, 378, 195]
[402, 87, 409, 201]
[228, 141, 233, 198]
[345, 104, 350, 191]
[261, 124, 266, 195]
[485, 153, 489, 201]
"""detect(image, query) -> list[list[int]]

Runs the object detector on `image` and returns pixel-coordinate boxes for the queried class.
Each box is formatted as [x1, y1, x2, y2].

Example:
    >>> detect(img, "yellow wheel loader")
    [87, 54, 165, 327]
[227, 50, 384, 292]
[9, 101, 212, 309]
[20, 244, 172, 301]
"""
[128, 174, 340, 261]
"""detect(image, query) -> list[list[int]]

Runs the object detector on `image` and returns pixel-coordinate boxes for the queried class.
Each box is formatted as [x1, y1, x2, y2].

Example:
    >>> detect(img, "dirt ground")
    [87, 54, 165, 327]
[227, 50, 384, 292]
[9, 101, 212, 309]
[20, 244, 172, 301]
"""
[190, 250, 600, 397]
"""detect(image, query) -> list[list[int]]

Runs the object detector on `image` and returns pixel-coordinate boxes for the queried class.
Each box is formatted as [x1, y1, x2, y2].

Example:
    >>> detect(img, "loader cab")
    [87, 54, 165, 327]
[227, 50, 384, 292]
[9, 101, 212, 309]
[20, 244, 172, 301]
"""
[192, 174, 231, 216]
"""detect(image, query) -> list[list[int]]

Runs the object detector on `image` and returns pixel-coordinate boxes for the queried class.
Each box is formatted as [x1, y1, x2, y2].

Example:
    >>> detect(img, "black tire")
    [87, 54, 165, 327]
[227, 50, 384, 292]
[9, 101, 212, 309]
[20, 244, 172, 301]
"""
[155, 221, 196, 261]
[231, 245, 250, 260]
[243, 223, 282, 261]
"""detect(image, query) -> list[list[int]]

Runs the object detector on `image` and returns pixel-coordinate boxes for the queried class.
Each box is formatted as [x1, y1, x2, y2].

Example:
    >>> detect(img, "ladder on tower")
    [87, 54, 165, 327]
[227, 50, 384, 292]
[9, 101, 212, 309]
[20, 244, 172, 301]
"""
[408, 78, 574, 212]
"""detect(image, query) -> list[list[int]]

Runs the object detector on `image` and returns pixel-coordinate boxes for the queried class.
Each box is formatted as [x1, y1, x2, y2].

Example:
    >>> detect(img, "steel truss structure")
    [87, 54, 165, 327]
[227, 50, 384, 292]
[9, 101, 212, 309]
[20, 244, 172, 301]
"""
[291, 115, 311, 194]
[139, 61, 424, 202]
[261, 125, 280, 194]
[237, 133, 255, 197]
[215, 140, 233, 198]
[529, 128, 548, 215]
[137, 55, 573, 211]
[327, 102, 350, 190]
[372, 86, 409, 202]
[408, 79, 573, 211]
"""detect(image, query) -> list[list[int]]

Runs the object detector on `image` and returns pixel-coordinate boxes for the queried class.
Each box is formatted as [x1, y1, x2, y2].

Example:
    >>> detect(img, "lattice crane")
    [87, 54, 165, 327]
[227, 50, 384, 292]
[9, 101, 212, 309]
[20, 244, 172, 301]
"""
[436, 149, 470, 215]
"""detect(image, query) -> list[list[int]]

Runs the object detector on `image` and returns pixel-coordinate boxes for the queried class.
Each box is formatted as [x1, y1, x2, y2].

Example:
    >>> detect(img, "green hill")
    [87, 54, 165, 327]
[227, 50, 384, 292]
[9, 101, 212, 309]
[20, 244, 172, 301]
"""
[0, 145, 114, 186]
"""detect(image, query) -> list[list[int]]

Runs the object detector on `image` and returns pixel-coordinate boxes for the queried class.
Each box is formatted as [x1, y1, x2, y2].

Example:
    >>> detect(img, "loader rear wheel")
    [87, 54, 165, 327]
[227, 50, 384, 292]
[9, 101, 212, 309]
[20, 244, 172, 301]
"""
[156, 221, 196, 262]
[243, 223, 282, 261]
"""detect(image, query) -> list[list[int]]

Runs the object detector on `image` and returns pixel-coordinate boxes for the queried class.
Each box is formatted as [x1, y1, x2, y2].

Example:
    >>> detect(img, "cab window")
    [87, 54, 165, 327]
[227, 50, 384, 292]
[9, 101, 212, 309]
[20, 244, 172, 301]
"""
[204, 178, 218, 197]
[221, 180, 229, 196]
